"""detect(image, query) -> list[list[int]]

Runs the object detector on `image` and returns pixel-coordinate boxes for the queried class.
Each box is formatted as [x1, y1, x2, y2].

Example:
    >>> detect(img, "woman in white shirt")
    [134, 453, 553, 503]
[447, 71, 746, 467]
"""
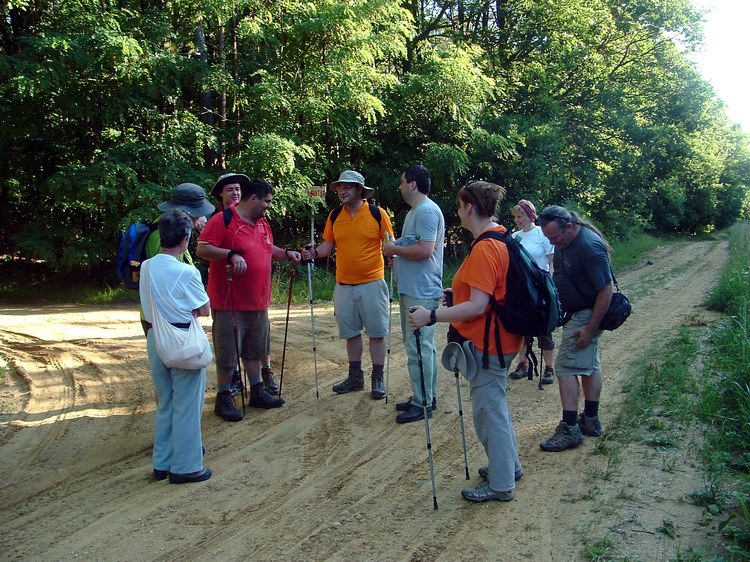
[509, 200, 556, 384]
[141, 209, 212, 484]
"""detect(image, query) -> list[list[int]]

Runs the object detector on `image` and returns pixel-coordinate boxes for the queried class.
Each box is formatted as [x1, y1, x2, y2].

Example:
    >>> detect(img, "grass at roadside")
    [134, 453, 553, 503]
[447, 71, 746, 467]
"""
[578, 222, 750, 562]
[609, 232, 667, 271]
[699, 222, 750, 560]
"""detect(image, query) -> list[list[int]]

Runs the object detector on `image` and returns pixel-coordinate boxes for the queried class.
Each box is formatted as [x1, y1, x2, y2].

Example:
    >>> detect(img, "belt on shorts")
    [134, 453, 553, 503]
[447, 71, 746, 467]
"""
[143, 321, 191, 332]
[338, 282, 363, 286]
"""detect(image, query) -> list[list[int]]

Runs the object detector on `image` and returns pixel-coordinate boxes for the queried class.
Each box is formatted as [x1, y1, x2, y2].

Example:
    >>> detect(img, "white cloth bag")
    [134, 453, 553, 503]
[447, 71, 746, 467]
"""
[142, 260, 213, 370]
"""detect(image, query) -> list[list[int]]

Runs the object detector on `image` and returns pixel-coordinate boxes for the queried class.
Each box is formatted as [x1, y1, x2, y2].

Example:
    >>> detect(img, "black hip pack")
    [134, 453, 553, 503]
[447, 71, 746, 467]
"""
[566, 267, 631, 331]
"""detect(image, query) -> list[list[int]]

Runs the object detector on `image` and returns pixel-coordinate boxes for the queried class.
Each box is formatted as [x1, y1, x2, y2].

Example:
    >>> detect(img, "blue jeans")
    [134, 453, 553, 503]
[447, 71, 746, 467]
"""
[469, 348, 522, 492]
[147, 330, 206, 474]
[399, 295, 441, 408]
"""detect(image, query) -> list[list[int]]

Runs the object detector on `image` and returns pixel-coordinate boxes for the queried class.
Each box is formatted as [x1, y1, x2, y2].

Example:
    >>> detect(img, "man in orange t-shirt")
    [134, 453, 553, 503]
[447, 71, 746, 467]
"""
[302, 170, 393, 399]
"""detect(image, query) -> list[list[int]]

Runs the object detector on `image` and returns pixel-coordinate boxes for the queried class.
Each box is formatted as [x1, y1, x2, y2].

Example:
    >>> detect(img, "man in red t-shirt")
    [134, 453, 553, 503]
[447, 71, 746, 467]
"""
[198, 178, 301, 421]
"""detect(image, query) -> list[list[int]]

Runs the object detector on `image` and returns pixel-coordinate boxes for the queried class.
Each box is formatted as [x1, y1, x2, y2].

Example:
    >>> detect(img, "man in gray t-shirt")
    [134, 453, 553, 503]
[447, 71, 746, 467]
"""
[539, 205, 614, 452]
[383, 165, 445, 424]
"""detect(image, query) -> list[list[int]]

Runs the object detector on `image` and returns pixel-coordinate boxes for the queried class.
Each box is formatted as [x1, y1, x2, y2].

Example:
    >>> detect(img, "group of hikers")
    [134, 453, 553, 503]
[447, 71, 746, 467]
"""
[139, 165, 614, 503]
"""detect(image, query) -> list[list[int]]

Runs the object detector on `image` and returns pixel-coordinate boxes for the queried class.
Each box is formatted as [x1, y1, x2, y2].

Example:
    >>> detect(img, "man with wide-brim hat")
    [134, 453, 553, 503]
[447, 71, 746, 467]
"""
[329, 170, 375, 199]
[210, 173, 252, 205]
[301, 170, 394, 400]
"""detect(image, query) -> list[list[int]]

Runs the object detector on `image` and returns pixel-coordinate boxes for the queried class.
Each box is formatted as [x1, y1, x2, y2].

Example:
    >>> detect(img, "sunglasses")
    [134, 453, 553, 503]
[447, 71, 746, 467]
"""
[539, 213, 570, 224]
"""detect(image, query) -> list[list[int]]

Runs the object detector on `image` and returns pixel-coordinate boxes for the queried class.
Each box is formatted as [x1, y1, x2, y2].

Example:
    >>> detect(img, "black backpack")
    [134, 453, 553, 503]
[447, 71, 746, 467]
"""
[116, 221, 158, 289]
[470, 230, 562, 381]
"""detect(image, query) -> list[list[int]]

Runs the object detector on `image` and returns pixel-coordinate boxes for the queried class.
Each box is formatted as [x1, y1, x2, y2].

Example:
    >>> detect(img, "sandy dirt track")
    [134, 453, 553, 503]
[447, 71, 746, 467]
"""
[0, 238, 729, 561]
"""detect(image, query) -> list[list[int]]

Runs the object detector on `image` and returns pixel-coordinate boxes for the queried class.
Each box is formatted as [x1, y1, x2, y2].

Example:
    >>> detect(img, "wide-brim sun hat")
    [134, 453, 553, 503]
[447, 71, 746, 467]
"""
[441, 341, 477, 381]
[211, 173, 252, 199]
[330, 170, 375, 199]
[157, 183, 215, 217]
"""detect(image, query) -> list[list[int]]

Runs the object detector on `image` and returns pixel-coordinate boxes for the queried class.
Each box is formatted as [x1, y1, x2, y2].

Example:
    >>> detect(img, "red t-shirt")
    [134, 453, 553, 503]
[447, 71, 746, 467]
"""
[451, 225, 523, 355]
[199, 204, 273, 311]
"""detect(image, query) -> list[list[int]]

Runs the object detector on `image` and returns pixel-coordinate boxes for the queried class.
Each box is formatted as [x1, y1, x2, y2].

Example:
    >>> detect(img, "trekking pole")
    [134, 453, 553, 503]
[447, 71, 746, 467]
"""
[226, 265, 246, 414]
[306, 242, 320, 399]
[452, 365, 470, 480]
[384, 232, 394, 404]
[278, 266, 296, 399]
[411, 309, 438, 510]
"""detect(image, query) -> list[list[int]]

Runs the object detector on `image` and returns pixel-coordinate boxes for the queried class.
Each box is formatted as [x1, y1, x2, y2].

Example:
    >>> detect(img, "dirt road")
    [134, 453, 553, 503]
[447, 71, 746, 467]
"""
[0, 238, 728, 561]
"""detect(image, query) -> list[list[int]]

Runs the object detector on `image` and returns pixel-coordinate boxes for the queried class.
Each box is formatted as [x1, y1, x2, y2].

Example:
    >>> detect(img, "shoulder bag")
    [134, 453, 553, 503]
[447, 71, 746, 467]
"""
[142, 260, 213, 370]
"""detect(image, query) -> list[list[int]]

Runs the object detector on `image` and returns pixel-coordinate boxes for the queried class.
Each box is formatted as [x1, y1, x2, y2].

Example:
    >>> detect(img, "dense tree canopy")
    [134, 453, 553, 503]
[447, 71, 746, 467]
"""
[1, 0, 748, 270]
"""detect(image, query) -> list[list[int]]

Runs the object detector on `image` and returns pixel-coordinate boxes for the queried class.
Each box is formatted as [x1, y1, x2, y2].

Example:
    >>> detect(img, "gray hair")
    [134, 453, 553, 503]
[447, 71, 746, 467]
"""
[539, 205, 611, 253]
[158, 209, 193, 249]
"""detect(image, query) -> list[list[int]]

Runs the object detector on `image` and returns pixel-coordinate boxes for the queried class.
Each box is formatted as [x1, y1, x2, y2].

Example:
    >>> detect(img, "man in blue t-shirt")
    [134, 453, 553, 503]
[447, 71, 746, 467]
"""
[383, 165, 445, 424]
[539, 205, 614, 451]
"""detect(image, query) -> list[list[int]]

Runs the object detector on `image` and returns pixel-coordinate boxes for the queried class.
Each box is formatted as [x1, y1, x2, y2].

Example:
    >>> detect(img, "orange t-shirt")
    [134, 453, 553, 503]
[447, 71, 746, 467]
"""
[450, 226, 523, 356]
[323, 203, 394, 285]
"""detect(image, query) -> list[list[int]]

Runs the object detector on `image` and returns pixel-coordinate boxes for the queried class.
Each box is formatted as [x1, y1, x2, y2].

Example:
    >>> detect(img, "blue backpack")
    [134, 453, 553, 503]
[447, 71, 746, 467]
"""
[116, 221, 157, 289]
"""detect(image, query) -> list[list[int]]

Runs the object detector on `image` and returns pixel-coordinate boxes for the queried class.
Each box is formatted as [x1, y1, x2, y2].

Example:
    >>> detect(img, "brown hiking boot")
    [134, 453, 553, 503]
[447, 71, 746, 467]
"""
[262, 366, 279, 395]
[332, 369, 365, 394]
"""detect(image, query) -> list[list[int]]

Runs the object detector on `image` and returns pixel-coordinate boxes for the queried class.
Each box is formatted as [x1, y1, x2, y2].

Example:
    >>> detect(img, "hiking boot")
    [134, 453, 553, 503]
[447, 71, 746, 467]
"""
[396, 404, 432, 424]
[371, 373, 385, 400]
[395, 397, 436, 411]
[229, 369, 243, 396]
[540, 422, 584, 452]
[249, 382, 285, 409]
[332, 369, 365, 394]
[578, 412, 603, 437]
[262, 366, 279, 395]
[214, 391, 243, 422]
[509, 363, 527, 380]
[461, 481, 514, 503]
[478, 466, 524, 481]
[541, 367, 555, 385]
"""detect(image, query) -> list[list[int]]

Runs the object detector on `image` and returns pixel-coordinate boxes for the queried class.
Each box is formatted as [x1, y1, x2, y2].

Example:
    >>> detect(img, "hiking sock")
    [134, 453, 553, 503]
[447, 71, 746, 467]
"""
[218, 383, 232, 393]
[562, 410, 577, 427]
[249, 373, 262, 385]
[371, 364, 384, 377]
[263, 357, 272, 367]
[349, 361, 362, 374]
[584, 401, 599, 418]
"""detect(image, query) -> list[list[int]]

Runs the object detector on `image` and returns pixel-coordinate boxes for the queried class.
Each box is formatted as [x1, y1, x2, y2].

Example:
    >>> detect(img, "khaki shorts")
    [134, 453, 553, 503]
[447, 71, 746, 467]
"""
[555, 309, 602, 377]
[212, 309, 270, 370]
[334, 279, 389, 339]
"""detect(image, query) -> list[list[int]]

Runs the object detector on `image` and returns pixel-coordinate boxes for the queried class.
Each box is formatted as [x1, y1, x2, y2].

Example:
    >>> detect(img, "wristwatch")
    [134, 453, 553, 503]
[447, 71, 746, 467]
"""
[428, 309, 437, 326]
[227, 249, 242, 260]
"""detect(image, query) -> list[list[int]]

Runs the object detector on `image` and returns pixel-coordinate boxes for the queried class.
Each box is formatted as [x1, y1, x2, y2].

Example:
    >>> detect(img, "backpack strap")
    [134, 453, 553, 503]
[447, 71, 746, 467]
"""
[329, 205, 344, 225]
[368, 203, 382, 228]
[223, 207, 233, 228]
[471, 230, 511, 370]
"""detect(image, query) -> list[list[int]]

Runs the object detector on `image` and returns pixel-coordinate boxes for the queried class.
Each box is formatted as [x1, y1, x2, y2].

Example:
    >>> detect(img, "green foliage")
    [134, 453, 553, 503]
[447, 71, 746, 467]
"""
[0, 0, 749, 272]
